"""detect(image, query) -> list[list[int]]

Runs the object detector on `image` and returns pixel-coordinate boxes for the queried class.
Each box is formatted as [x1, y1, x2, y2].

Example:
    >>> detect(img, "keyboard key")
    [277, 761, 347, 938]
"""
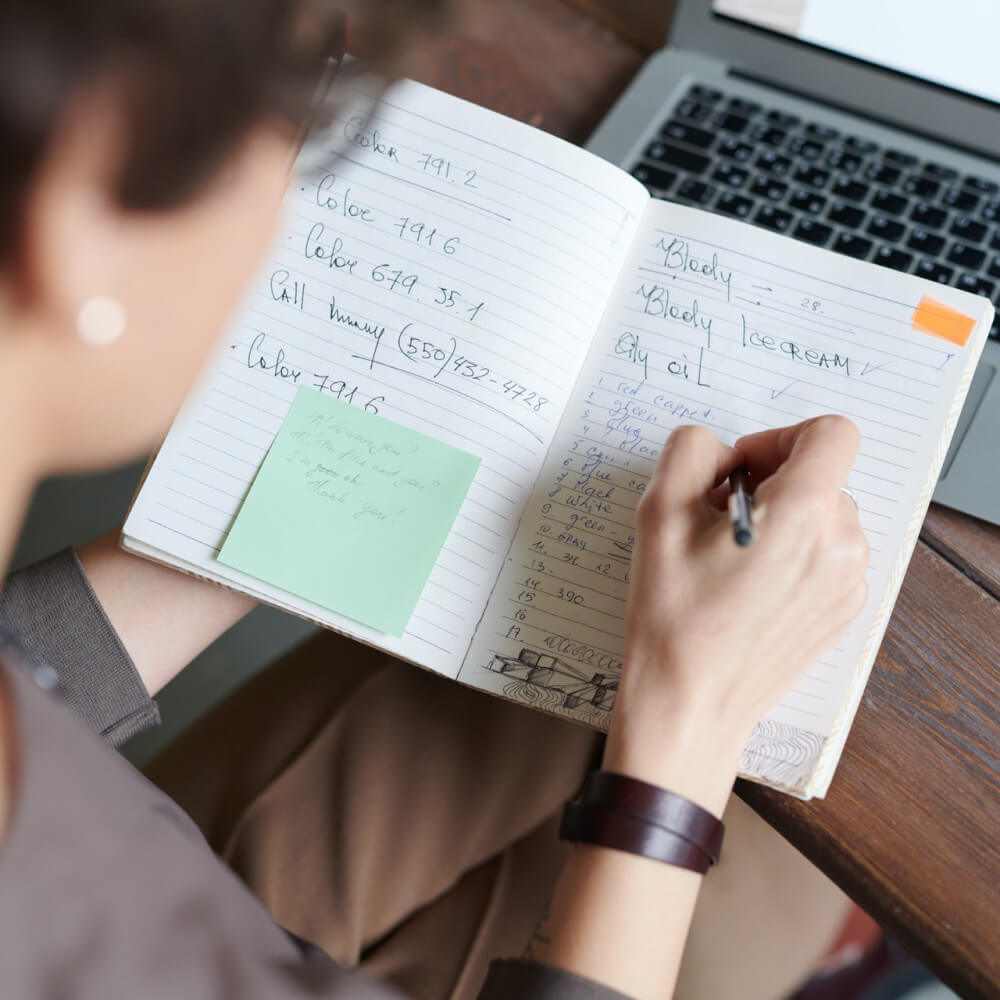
[631, 164, 677, 192]
[907, 228, 946, 256]
[767, 109, 800, 128]
[646, 141, 711, 174]
[712, 162, 750, 188]
[718, 137, 755, 162]
[728, 97, 762, 116]
[675, 178, 716, 205]
[832, 176, 870, 202]
[950, 216, 988, 243]
[845, 135, 879, 153]
[794, 164, 831, 188]
[965, 174, 999, 195]
[981, 199, 1000, 223]
[868, 215, 906, 242]
[675, 98, 714, 124]
[915, 259, 954, 283]
[910, 202, 948, 229]
[903, 175, 941, 199]
[716, 112, 750, 134]
[943, 185, 980, 212]
[956, 273, 996, 297]
[827, 149, 863, 173]
[793, 219, 834, 246]
[756, 150, 792, 176]
[874, 246, 913, 271]
[871, 190, 909, 216]
[946, 242, 986, 270]
[788, 136, 826, 160]
[828, 200, 866, 228]
[833, 232, 874, 259]
[687, 85, 724, 103]
[714, 191, 755, 218]
[990, 316, 1000, 340]
[754, 204, 793, 232]
[923, 161, 959, 180]
[864, 162, 902, 185]
[749, 123, 788, 147]
[807, 122, 839, 141]
[988, 256, 1000, 279]
[790, 187, 828, 215]
[884, 148, 919, 167]
[661, 120, 715, 148]
[990, 229, 1000, 252]
[750, 175, 788, 201]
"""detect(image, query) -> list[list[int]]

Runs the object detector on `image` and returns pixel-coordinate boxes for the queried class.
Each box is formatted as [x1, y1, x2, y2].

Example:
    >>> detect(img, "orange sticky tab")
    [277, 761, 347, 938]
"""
[911, 295, 976, 347]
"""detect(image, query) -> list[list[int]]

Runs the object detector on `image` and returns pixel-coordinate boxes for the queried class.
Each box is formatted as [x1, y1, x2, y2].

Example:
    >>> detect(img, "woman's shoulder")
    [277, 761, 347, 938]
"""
[0, 641, 372, 999]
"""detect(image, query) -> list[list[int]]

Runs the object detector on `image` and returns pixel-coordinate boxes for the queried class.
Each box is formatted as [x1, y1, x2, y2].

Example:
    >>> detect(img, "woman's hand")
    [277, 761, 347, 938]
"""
[604, 415, 868, 812]
[530, 416, 867, 999]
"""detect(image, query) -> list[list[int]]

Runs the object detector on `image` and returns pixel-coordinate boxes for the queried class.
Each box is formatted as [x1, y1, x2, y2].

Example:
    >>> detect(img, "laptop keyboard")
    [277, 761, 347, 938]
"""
[629, 85, 1000, 340]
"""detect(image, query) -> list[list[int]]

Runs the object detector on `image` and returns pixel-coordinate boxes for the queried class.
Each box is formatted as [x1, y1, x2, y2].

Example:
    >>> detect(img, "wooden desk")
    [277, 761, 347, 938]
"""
[404, 3, 1000, 996]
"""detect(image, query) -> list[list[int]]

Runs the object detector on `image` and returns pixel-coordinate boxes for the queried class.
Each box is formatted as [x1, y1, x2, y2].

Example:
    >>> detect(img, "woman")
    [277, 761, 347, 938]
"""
[0, 0, 869, 997]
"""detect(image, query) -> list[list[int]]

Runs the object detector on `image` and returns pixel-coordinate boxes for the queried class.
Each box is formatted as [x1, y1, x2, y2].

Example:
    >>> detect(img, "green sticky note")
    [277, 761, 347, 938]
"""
[218, 387, 481, 635]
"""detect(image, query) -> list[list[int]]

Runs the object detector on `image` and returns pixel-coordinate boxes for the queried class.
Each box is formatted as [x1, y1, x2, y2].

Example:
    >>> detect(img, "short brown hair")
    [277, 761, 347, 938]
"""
[0, 0, 443, 262]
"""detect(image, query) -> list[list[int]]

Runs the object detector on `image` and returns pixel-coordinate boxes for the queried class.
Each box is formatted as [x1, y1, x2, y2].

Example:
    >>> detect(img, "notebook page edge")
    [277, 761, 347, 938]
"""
[803, 294, 994, 798]
[391, 78, 652, 213]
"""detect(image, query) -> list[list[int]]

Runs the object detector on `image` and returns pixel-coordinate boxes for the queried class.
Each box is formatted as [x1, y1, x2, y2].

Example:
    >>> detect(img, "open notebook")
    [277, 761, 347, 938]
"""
[123, 79, 992, 799]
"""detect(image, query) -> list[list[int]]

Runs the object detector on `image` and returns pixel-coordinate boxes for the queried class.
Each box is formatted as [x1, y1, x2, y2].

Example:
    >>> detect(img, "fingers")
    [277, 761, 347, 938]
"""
[737, 418, 824, 475]
[707, 480, 731, 512]
[836, 488, 870, 570]
[645, 425, 741, 513]
[745, 416, 860, 516]
[836, 487, 863, 530]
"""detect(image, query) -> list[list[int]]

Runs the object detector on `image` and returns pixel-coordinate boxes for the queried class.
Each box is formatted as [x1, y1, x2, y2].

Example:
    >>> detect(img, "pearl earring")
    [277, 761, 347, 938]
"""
[76, 295, 127, 347]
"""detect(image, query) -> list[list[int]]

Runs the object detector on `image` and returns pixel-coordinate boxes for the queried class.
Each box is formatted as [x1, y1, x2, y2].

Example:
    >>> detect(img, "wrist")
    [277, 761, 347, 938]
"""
[604, 687, 747, 817]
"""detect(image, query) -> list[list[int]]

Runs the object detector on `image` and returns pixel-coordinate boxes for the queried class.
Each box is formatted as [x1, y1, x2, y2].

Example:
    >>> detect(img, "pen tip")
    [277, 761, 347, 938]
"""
[735, 528, 754, 547]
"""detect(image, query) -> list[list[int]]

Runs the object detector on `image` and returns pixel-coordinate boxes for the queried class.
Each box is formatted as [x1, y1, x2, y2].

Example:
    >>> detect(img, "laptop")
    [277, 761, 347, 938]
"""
[586, 0, 1000, 526]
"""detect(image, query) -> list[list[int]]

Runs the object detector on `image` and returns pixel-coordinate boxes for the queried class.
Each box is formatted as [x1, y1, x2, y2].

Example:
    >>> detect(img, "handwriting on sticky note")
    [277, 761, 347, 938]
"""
[912, 295, 976, 347]
[218, 387, 481, 635]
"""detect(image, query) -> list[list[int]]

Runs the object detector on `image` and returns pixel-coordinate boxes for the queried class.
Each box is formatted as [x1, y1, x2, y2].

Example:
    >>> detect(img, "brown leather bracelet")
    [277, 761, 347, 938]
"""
[579, 771, 725, 865]
[560, 802, 713, 874]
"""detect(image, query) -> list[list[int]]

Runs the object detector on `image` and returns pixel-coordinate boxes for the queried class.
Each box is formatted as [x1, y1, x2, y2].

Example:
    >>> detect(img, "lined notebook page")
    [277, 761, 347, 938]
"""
[123, 78, 647, 679]
[460, 200, 991, 797]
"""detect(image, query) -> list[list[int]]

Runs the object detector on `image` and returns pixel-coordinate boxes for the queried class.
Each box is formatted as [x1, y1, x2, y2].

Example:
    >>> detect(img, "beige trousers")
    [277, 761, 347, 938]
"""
[146, 632, 849, 1000]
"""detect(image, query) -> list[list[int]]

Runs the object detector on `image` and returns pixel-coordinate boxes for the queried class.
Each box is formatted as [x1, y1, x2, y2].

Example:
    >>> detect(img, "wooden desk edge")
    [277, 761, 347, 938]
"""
[737, 768, 995, 1000]
[738, 536, 1000, 1000]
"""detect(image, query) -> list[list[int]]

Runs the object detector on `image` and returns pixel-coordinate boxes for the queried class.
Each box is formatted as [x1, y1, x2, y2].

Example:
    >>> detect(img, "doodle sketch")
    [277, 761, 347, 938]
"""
[485, 646, 825, 792]
[485, 647, 617, 727]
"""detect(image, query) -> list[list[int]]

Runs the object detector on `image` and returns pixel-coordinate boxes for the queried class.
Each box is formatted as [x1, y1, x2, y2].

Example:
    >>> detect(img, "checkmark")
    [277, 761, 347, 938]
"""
[860, 360, 892, 377]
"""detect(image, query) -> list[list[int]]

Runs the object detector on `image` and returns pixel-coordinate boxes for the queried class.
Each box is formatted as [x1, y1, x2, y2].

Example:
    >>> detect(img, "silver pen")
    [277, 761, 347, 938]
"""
[729, 466, 754, 547]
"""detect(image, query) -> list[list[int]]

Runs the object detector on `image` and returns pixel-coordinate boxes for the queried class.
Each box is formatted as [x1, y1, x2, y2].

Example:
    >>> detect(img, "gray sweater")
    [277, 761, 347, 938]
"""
[0, 550, 629, 1000]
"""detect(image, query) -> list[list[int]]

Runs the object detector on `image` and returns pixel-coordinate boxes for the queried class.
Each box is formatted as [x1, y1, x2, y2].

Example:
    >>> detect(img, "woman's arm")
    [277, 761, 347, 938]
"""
[523, 416, 868, 999]
[78, 530, 257, 696]
[519, 720, 740, 1000]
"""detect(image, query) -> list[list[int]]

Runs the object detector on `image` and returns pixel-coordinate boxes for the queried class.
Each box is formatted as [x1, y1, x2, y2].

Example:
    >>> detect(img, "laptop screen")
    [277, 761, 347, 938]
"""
[712, 0, 999, 106]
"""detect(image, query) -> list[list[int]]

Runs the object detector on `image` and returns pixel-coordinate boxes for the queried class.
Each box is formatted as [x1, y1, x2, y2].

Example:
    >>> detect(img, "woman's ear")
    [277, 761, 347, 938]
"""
[12, 90, 127, 344]
[2, 101, 289, 474]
